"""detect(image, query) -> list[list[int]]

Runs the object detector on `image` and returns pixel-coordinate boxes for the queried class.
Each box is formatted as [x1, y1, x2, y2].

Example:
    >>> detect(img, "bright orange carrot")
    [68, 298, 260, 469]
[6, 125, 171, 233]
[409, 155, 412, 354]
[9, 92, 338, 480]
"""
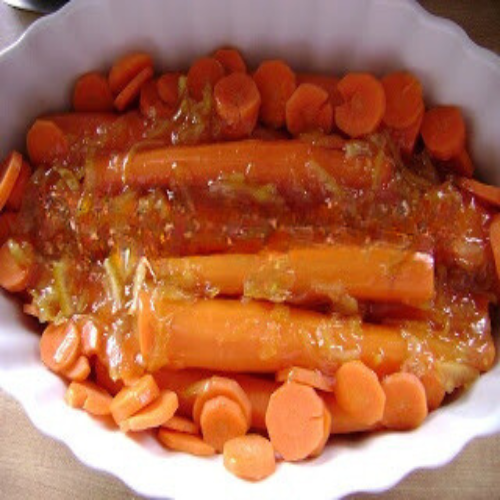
[296, 73, 343, 107]
[62, 355, 91, 382]
[187, 57, 224, 101]
[457, 177, 500, 208]
[0, 151, 22, 211]
[39, 321, 80, 373]
[114, 65, 154, 112]
[79, 318, 102, 357]
[162, 416, 199, 435]
[109, 52, 154, 95]
[65, 381, 113, 416]
[266, 382, 328, 461]
[0, 212, 16, 246]
[421, 106, 466, 160]
[26, 120, 69, 165]
[158, 428, 216, 457]
[72, 72, 114, 112]
[157, 72, 181, 107]
[489, 215, 500, 281]
[275, 366, 335, 392]
[387, 109, 423, 157]
[444, 148, 475, 178]
[285, 83, 333, 136]
[333, 360, 386, 426]
[381, 72, 424, 129]
[110, 374, 160, 424]
[139, 79, 175, 119]
[5, 161, 31, 212]
[223, 434, 276, 481]
[323, 394, 380, 434]
[214, 48, 247, 74]
[192, 376, 252, 427]
[253, 60, 297, 128]
[120, 390, 179, 432]
[381, 372, 428, 430]
[420, 370, 446, 411]
[65, 381, 87, 408]
[335, 73, 386, 138]
[0, 240, 33, 292]
[214, 73, 261, 139]
[94, 359, 124, 396]
[200, 395, 249, 452]
[45, 112, 118, 139]
[309, 405, 332, 457]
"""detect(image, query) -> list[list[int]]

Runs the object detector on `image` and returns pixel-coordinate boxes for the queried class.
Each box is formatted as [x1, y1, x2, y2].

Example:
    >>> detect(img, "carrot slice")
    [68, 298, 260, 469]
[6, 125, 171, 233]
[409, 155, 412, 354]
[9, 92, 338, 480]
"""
[381, 372, 428, 430]
[333, 360, 386, 426]
[335, 73, 386, 138]
[285, 83, 333, 136]
[309, 406, 332, 458]
[26, 120, 69, 165]
[39, 321, 80, 373]
[110, 374, 160, 424]
[140, 79, 175, 119]
[79, 318, 102, 357]
[421, 106, 466, 161]
[200, 395, 249, 452]
[265, 382, 328, 461]
[457, 177, 500, 208]
[420, 371, 446, 412]
[114, 66, 154, 112]
[297, 73, 342, 107]
[109, 52, 154, 95]
[62, 355, 91, 382]
[158, 428, 216, 457]
[162, 415, 199, 435]
[381, 71, 424, 130]
[0, 151, 22, 212]
[489, 215, 500, 282]
[192, 376, 252, 426]
[448, 148, 474, 178]
[65, 381, 112, 416]
[0, 240, 32, 292]
[223, 434, 276, 481]
[157, 72, 181, 107]
[275, 366, 335, 392]
[120, 390, 179, 432]
[214, 48, 247, 74]
[214, 72, 261, 139]
[187, 57, 224, 101]
[72, 72, 114, 112]
[253, 60, 297, 129]
[323, 394, 379, 434]
[0, 213, 16, 246]
[5, 161, 31, 212]
[388, 109, 423, 157]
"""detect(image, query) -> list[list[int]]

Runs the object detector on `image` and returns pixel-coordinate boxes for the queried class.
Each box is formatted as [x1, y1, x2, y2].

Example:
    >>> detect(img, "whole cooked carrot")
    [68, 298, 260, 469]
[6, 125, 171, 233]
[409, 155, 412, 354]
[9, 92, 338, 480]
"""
[275, 366, 335, 392]
[335, 73, 386, 138]
[253, 60, 297, 128]
[489, 215, 500, 281]
[158, 428, 216, 457]
[0, 213, 16, 246]
[65, 381, 113, 416]
[387, 109, 423, 157]
[109, 52, 154, 95]
[40, 321, 80, 373]
[5, 160, 31, 212]
[381, 72, 424, 129]
[73, 72, 114, 112]
[162, 416, 199, 435]
[214, 73, 261, 139]
[157, 72, 181, 107]
[420, 370, 445, 411]
[223, 434, 276, 481]
[114, 66, 154, 111]
[61, 355, 91, 382]
[88, 139, 393, 194]
[140, 79, 175, 119]
[333, 360, 386, 426]
[421, 106, 466, 160]
[285, 84, 333, 136]
[457, 177, 500, 208]
[26, 120, 69, 165]
[0, 240, 33, 292]
[381, 372, 428, 430]
[214, 48, 247, 74]
[187, 57, 224, 101]
[0, 151, 22, 211]
[296, 73, 343, 107]
[265, 382, 328, 461]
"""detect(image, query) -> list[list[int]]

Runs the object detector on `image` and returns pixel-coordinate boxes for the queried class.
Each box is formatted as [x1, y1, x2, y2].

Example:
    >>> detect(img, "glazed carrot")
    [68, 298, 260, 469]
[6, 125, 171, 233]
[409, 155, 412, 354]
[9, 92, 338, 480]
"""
[114, 65, 154, 112]
[162, 416, 199, 435]
[120, 390, 179, 432]
[381, 72, 424, 129]
[323, 394, 380, 434]
[157, 72, 181, 107]
[72, 72, 114, 112]
[39, 321, 80, 373]
[253, 60, 297, 128]
[457, 177, 500, 208]
[192, 376, 252, 426]
[489, 215, 500, 281]
[153, 243, 434, 304]
[26, 120, 69, 165]
[62, 355, 91, 382]
[89, 139, 393, 194]
[0, 151, 22, 211]
[214, 73, 261, 139]
[0, 213, 16, 246]
[158, 429, 216, 457]
[109, 52, 154, 95]
[65, 381, 112, 416]
[381, 372, 428, 430]
[110, 374, 160, 424]
[214, 48, 247, 74]
[420, 371, 446, 411]
[200, 395, 249, 452]
[285, 84, 333, 136]
[421, 106, 466, 160]
[297, 73, 342, 107]
[94, 359, 124, 396]
[140, 79, 175, 119]
[387, 109, 423, 157]
[79, 318, 102, 357]
[223, 434, 276, 481]
[0, 241, 32, 292]
[275, 366, 335, 392]
[45, 112, 118, 139]
[265, 382, 328, 461]
[335, 73, 386, 138]
[333, 361, 386, 426]
[309, 405, 332, 457]
[449, 148, 474, 177]
[5, 161, 31, 212]
[187, 57, 224, 101]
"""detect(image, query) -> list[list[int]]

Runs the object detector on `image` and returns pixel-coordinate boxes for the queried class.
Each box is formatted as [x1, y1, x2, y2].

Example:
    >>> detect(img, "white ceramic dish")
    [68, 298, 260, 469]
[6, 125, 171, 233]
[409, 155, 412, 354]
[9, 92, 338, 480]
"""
[1, 0, 500, 498]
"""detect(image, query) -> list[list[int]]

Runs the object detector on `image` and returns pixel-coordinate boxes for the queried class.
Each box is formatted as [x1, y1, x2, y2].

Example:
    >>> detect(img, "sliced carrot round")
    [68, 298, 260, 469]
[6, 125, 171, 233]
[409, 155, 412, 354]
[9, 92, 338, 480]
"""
[6, 160, 31, 212]
[157, 72, 181, 107]
[309, 406, 332, 458]
[0, 151, 23, 211]
[448, 148, 474, 178]
[26, 120, 69, 165]
[114, 66, 154, 112]
[387, 109, 424, 157]
[72, 72, 114, 112]
[223, 434, 276, 481]
[162, 415, 199, 435]
[275, 366, 335, 392]
[158, 428, 216, 457]
[39, 321, 81, 373]
[140, 79, 175, 119]
[335, 73, 386, 138]
[0, 240, 32, 292]
[61, 355, 91, 382]
[187, 57, 224, 101]
[297, 73, 343, 107]
[214, 48, 247, 74]
[420, 371, 446, 412]
[65, 381, 112, 416]
[79, 317, 102, 357]
[109, 52, 154, 95]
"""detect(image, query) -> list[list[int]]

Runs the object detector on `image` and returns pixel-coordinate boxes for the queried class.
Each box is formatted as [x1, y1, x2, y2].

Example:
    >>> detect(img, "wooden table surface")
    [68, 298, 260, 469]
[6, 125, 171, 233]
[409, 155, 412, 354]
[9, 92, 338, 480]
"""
[0, 1, 499, 499]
